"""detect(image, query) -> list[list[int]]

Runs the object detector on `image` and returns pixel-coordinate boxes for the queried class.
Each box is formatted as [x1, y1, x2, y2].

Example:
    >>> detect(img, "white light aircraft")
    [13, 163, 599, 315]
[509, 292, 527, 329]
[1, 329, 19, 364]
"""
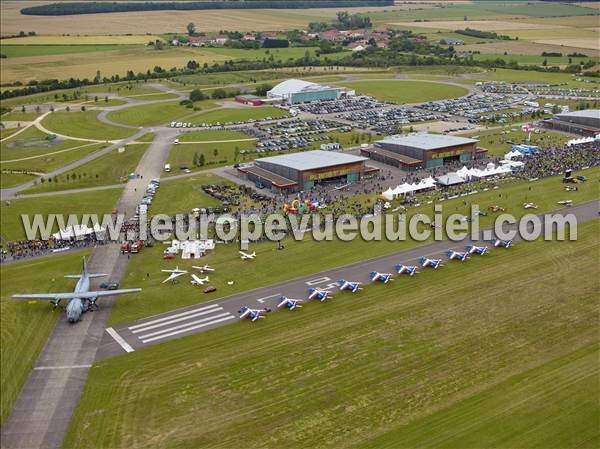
[190, 274, 209, 286]
[239, 251, 256, 260]
[161, 266, 188, 284]
[192, 264, 214, 273]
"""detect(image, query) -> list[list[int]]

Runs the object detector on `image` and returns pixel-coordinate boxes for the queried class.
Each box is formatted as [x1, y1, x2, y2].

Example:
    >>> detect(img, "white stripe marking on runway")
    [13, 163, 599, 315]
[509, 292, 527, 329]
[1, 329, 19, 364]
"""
[128, 303, 220, 331]
[130, 307, 225, 334]
[141, 315, 236, 343]
[256, 293, 280, 304]
[34, 364, 92, 370]
[106, 327, 135, 353]
[137, 312, 232, 339]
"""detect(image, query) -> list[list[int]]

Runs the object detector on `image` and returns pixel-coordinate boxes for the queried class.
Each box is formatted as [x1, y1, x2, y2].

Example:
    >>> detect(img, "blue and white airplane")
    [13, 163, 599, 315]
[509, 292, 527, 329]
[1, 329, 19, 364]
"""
[466, 245, 489, 255]
[419, 257, 443, 269]
[338, 279, 362, 293]
[277, 296, 304, 310]
[238, 306, 269, 321]
[308, 288, 332, 301]
[492, 238, 513, 248]
[394, 264, 418, 276]
[446, 250, 470, 261]
[370, 271, 394, 283]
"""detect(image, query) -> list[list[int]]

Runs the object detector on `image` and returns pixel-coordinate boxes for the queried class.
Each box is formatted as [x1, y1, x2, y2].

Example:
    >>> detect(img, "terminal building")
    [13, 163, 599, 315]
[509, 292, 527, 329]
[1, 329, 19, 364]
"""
[544, 109, 600, 136]
[267, 79, 353, 105]
[363, 133, 482, 169]
[238, 150, 376, 192]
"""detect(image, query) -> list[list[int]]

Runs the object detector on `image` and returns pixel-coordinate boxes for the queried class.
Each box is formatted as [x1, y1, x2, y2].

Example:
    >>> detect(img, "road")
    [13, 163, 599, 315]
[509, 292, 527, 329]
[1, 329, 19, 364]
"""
[0, 127, 177, 449]
[97, 200, 599, 360]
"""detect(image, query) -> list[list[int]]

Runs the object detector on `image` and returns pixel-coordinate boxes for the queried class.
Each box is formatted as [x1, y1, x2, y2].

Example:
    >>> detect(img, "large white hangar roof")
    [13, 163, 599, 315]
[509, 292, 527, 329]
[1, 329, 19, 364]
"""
[256, 150, 367, 171]
[268, 79, 319, 96]
[377, 133, 478, 151]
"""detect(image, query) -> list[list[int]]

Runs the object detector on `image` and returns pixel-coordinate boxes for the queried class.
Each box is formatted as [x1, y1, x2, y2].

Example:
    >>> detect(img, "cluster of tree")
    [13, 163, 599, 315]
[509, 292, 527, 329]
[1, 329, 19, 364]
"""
[568, 52, 588, 57]
[21, 1, 392, 15]
[254, 84, 273, 96]
[262, 38, 289, 48]
[308, 11, 372, 32]
[455, 28, 512, 40]
[225, 39, 261, 49]
[0, 31, 36, 39]
[541, 52, 562, 57]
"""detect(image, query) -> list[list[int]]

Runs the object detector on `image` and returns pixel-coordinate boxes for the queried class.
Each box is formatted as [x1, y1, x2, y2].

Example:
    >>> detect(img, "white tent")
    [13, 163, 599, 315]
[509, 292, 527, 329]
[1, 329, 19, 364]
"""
[53, 223, 104, 240]
[504, 150, 522, 160]
[381, 187, 395, 201]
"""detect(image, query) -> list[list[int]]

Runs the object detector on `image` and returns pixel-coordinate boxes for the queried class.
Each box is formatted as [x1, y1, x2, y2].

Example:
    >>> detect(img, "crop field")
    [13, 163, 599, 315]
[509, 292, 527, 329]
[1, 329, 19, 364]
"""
[0, 44, 140, 58]
[337, 80, 468, 103]
[23, 143, 150, 193]
[0, 188, 123, 241]
[0, 249, 92, 427]
[41, 111, 136, 141]
[471, 53, 591, 67]
[64, 219, 599, 449]
[106, 100, 217, 127]
[108, 168, 600, 325]
[460, 40, 600, 57]
[192, 106, 290, 125]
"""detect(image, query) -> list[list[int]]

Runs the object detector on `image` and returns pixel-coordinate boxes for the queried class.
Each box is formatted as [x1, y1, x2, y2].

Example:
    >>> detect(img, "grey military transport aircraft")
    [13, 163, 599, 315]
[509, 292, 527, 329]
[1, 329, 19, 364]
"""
[12, 257, 141, 323]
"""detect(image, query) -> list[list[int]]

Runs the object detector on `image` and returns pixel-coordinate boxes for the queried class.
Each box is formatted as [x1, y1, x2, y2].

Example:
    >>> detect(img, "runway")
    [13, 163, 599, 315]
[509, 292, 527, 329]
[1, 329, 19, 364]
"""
[97, 199, 599, 360]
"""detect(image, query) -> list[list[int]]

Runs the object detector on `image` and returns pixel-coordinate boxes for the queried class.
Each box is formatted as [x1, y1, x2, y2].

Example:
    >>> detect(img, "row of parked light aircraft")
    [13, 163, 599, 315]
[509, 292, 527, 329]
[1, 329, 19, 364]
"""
[238, 240, 512, 321]
[161, 264, 214, 285]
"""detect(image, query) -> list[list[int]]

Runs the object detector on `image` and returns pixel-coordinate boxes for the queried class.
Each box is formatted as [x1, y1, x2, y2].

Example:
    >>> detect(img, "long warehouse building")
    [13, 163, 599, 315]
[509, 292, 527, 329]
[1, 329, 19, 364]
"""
[267, 79, 353, 105]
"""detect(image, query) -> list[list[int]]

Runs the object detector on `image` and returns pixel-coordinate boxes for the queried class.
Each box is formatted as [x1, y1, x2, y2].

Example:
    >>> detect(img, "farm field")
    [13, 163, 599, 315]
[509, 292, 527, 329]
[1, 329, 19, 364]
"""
[106, 100, 217, 127]
[471, 53, 591, 67]
[108, 167, 600, 325]
[0, 44, 140, 58]
[41, 110, 136, 141]
[23, 143, 150, 193]
[0, 188, 123, 241]
[64, 219, 599, 449]
[336, 80, 468, 103]
[460, 40, 600, 58]
[0, 249, 92, 428]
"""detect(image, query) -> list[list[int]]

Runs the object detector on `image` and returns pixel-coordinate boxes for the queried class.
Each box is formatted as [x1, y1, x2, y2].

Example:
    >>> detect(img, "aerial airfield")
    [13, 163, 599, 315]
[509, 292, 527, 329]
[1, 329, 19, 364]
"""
[1, 1, 599, 448]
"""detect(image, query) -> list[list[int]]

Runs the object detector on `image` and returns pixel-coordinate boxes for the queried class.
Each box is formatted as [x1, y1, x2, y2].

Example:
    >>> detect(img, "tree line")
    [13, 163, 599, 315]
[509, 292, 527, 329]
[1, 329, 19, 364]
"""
[21, 0, 392, 15]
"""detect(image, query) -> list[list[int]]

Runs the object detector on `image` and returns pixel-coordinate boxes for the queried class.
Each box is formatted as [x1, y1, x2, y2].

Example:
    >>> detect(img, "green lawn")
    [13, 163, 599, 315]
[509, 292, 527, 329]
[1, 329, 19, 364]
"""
[0, 249, 91, 427]
[337, 80, 468, 103]
[0, 172, 36, 188]
[178, 129, 251, 142]
[23, 143, 150, 193]
[0, 188, 123, 241]
[109, 167, 600, 325]
[0, 128, 21, 140]
[471, 53, 591, 67]
[106, 100, 216, 127]
[1, 111, 41, 122]
[167, 139, 256, 171]
[192, 106, 289, 125]
[63, 220, 599, 449]
[41, 110, 136, 140]
[150, 173, 230, 216]
[460, 127, 571, 157]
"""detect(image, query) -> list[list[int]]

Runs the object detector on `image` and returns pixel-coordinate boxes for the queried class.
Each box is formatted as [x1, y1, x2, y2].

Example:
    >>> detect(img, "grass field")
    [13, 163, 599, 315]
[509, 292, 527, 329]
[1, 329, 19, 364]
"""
[192, 106, 289, 125]
[177, 129, 251, 143]
[23, 143, 150, 193]
[150, 173, 230, 216]
[471, 53, 591, 67]
[41, 110, 136, 141]
[167, 139, 256, 171]
[461, 127, 571, 157]
[0, 249, 92, 428]
[106, 100, 217, 127]
[108, 167, 600, 325]
[0, 111, 41, 122]
[0, 188, 123, 241]
[336, 80, 468, 103]
[63, 218, 599, 448]
[0, 172, 36, 188]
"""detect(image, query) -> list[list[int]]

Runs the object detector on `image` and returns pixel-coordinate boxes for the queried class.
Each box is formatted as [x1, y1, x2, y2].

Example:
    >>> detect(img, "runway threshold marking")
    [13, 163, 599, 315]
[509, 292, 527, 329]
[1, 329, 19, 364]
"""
[130, 306, 225, 334]
[140, 315, 236, 343]
[106, 327, 135, 353]
[137, 312, 232, 340]
[34, 364, 92, 370]
[127, 303, 220, 331]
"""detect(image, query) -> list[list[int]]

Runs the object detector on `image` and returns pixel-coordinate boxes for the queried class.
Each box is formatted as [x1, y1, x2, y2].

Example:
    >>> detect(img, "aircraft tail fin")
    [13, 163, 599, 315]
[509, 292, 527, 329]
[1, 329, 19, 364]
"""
[79, 257, 107, 278]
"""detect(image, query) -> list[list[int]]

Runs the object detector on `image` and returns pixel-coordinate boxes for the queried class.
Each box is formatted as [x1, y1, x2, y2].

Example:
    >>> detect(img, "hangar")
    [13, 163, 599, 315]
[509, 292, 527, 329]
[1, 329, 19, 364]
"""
[238, 150, 374, 191]
[267, 79, 353, 105]
[544, 109, 600, 136]
[366, 133, 481, 169]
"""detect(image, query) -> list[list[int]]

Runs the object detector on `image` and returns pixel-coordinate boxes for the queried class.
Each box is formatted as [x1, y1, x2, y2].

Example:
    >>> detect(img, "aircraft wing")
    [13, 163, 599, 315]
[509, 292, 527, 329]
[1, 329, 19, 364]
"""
[162, 272, 185, 283]
[12, 288, 141, 300]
